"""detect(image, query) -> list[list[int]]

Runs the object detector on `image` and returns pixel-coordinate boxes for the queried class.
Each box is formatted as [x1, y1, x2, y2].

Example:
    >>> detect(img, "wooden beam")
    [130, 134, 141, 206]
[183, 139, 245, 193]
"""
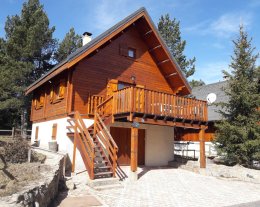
[166, 72, 177, 78]
[173, 86, 185, 94]
[143, 30, 152, 37]
[131, 127, 138, 172]
[149, 45, 162, 52]
[157, 59, 170, 65]
[133, 117, 201, 129]
[72, 131, 77, 173]
[199, 125, 206, 168]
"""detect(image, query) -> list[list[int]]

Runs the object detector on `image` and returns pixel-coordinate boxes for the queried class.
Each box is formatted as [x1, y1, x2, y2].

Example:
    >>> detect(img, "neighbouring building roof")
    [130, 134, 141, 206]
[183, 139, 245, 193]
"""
[25, 7, 191, 95]
[192, 81, 229, 121]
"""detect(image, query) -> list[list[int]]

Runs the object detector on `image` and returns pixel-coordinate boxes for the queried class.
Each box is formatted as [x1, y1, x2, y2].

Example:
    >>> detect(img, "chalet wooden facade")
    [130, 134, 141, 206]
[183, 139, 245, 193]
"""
[26, 7, 208, 180]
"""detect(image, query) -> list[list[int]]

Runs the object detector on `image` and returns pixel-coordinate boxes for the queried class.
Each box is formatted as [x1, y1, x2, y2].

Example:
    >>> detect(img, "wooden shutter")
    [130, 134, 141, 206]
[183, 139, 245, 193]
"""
[39, 92, 44, 107]
[34, 98, 37, 109]
[52, 123, 57, 140]
[50, 87, 54, 103]
[119, 43, 128, 56]
[59, 79, 66, 98]
[35, 126, 39, 141]
[106, 79, 118, 97]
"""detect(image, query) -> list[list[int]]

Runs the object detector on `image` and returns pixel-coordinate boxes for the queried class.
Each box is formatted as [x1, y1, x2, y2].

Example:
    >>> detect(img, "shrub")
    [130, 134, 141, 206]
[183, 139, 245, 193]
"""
[4, 138, 29, 163]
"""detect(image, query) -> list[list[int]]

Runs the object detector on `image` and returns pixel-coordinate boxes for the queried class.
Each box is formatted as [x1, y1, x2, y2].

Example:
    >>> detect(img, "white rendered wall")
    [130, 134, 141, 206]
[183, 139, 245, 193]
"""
[110, 122, 175, 166]
[31, 117, 94, 172]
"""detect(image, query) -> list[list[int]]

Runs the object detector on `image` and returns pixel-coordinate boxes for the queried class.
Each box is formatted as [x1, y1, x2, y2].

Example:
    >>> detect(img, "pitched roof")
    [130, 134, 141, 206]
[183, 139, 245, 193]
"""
[25, 7, 191, 95]
[192, 81, 229, 121]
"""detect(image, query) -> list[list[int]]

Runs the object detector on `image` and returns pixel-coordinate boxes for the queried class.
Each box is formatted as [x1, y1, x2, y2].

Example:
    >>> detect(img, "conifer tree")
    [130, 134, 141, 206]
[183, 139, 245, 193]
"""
[55, 27, 82, 62]
[0, 0, 56, 128]
[215, 26, 260, 167]
[189, 79, 205, 88]
[158, 14, 196, 78]
[5, 0, 57, 83]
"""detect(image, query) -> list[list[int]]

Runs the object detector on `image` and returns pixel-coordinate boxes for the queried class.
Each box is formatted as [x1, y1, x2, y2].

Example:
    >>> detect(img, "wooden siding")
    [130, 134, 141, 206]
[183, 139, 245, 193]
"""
[175, 122, 216, 142]
[72, 26, 173, 114]
[30, 71, 69, 121]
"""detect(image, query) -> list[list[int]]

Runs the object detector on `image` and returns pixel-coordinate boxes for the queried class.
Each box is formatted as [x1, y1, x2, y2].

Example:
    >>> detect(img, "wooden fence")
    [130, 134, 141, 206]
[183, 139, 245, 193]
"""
[0, 127, 32, 139]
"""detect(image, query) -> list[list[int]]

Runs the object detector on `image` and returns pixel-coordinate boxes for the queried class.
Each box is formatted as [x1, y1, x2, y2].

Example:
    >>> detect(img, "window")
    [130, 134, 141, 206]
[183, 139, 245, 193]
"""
[119, 43, 137, 59]
[34, 92, 44, 109]
[117, 81, 134, 90]
[128, 48, 136, 58]
[50, 79, 66, 103]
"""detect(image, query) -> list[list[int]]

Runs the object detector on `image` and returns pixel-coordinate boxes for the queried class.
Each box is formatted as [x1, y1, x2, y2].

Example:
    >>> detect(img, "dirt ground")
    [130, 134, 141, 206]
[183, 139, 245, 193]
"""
[0, 137, 49, 197]
[0, 161, 51, 197]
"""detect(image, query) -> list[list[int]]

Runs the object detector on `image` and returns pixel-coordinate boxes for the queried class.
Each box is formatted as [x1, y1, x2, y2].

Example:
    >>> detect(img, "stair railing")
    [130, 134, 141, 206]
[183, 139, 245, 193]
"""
[94, 96, 118, 177]
[68, 111, 95, 179]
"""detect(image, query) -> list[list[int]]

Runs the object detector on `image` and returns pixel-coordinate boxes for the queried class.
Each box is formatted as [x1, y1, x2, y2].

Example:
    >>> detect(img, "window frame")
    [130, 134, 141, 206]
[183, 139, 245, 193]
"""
[127, 47, 136, 59]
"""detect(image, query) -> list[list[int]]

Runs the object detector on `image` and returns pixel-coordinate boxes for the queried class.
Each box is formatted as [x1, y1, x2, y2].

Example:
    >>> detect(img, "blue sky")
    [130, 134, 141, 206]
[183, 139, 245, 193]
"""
[0, 0, 259, 84]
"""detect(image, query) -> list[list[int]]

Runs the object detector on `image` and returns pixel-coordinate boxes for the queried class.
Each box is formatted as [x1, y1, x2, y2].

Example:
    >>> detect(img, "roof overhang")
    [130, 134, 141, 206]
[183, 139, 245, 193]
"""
[25, 7, 191, 95]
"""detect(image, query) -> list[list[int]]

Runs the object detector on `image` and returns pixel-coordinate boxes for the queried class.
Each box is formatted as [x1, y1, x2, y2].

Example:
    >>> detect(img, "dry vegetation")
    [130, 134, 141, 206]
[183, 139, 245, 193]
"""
[0, 136, 49, 197]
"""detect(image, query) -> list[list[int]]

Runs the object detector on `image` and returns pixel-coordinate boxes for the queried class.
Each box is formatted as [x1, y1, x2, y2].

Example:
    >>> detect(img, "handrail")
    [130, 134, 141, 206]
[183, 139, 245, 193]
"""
[113, 86, 208, 122]
[96, 96, 113, 109]
[94, 95, 118, 177]
[96, 113, 118, 149]
[69, 111, 95, 179]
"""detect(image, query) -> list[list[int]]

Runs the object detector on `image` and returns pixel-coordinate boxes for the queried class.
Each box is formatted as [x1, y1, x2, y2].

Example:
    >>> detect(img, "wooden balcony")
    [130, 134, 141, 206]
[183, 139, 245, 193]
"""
[87, 95, 104, 115]
[112, 87, 208, 129]
[89, 87, 208, 129]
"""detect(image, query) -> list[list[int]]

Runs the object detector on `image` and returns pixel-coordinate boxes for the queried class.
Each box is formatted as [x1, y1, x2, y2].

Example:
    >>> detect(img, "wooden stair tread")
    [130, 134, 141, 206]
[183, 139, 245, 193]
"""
[95, 171, 113, 176]
[68, 110, 117, 180]
[94, 166, 111, 169]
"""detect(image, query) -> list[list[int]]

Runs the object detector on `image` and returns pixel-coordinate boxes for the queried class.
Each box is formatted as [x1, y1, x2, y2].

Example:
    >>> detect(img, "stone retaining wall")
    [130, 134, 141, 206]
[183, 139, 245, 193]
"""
[0, 148, 65, 207]
[172, 159, 260, 184]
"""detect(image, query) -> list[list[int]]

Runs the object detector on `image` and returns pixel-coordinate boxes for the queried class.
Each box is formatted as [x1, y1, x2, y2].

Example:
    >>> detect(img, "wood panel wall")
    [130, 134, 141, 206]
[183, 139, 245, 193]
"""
[72, 26, 174, 114]
[30, 71, 69, 122]
[175, 122, 216, 142]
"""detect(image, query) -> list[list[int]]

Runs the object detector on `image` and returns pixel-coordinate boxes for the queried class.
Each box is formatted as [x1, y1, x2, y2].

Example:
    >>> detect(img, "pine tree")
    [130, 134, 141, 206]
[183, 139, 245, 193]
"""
[55, 27, 82, 62]
[158, 14, 196, 78]
[0, 0, 56, 129]
[189, 79, 205, 88]
[0, 38, 32, 128]
[215, 26, 260, 167]
[5, 0, 57, 83]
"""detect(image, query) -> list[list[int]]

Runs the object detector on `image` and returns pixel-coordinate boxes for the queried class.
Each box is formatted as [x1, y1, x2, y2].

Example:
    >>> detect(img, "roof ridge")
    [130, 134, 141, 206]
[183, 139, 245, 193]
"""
[193, 80, 228, 90]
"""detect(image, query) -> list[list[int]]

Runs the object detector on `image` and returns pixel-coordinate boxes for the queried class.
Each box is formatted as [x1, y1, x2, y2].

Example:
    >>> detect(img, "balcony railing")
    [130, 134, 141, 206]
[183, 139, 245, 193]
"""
[87, 95, 104, 115]
[113, 87, 208, 122]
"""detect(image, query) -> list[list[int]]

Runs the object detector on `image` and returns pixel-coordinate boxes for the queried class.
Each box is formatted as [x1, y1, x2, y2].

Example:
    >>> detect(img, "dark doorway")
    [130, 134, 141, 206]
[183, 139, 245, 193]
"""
[110, 127, 145, 165]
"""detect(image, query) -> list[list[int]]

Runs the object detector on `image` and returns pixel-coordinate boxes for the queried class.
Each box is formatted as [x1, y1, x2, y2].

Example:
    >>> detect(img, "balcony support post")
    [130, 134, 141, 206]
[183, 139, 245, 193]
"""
[199, 125, 207, 168]
[130, 127, 138, 181]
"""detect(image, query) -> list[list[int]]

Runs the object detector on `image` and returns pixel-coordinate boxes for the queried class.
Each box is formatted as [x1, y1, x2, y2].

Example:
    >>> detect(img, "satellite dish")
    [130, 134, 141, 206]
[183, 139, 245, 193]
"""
[207, 93, 217, 104]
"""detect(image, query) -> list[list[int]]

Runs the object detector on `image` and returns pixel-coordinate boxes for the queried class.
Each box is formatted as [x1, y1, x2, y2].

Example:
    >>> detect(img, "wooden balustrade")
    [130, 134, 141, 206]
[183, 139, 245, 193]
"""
[113, 87, 208, 121]
[67, 111, 95, 179]
[94, 97, 118, 177]
[87, 95, 104, 115]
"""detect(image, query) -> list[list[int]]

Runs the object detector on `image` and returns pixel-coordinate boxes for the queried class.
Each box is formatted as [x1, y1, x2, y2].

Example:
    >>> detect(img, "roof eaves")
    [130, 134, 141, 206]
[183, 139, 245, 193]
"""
[25, 7, 146, 94]
[142, 9, 192, 93]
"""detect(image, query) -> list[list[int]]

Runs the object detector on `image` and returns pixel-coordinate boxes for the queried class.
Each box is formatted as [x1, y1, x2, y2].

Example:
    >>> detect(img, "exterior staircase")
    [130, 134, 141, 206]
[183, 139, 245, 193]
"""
[67, 96, 118, 180]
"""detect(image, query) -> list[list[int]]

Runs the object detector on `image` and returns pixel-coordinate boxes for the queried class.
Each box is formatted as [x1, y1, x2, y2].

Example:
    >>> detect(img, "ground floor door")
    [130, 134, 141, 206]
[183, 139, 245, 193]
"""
[110, 127, 145, 166]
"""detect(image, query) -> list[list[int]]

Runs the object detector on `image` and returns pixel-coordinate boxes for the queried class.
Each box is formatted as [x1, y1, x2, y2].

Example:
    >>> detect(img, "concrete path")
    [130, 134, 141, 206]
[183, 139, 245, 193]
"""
[90, 167, 260, 207]
[58, 196, 102, 207]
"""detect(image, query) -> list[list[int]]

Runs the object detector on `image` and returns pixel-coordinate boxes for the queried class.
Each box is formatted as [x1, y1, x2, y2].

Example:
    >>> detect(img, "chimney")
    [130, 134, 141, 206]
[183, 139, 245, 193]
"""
[82, 32, 92, 46]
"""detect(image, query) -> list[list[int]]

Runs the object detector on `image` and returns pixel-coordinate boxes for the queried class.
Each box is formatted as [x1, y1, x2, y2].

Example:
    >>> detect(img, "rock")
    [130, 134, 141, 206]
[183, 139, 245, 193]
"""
[65, 179, 76, 190]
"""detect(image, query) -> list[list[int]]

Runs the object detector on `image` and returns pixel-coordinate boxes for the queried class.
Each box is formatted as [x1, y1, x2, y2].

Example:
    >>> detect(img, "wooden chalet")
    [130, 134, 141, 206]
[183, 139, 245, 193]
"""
[26, 7, 208, 180]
